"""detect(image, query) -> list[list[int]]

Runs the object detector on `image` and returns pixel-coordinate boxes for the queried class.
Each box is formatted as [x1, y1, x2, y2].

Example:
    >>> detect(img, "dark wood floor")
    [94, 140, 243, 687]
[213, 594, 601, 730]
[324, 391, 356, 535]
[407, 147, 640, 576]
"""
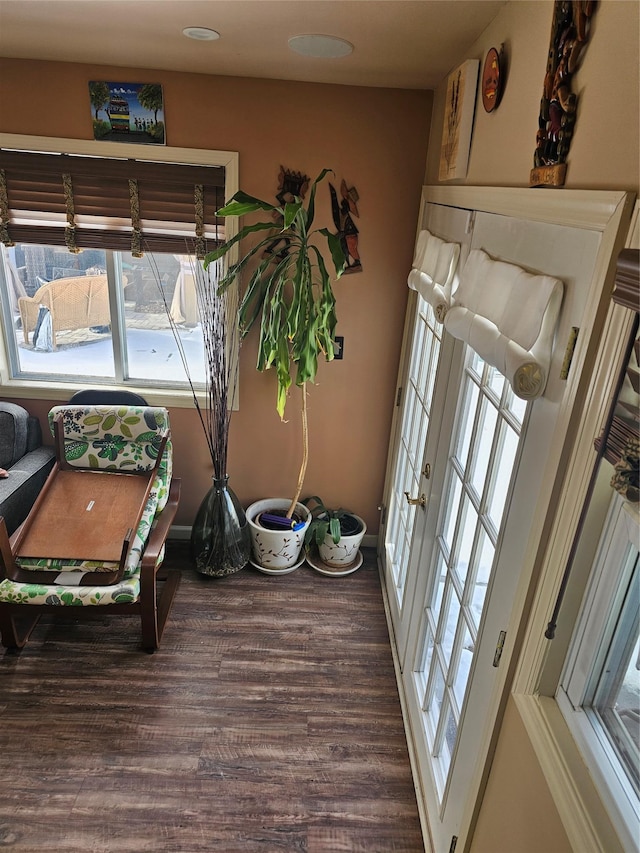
[0, 544, 425, 853]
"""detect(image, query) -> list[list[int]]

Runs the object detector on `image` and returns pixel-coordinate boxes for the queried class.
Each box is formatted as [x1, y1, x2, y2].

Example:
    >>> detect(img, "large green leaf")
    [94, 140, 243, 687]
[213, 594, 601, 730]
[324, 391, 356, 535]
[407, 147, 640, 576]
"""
[204, 221, 278, 267]
[217, 190, 279, 217]
[319, 228, 347, 278]
[284, 201, 303, 229]
[305, 169, 333, 229]
[275, 335, 292, 419]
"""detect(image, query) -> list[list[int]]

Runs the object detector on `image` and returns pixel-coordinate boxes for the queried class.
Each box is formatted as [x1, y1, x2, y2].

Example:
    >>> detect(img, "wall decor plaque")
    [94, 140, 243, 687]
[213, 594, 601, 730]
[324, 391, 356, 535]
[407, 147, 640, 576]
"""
[439, 59, 480, 182]
[530, 1, 597, 187]
[481, 47, 503, 113]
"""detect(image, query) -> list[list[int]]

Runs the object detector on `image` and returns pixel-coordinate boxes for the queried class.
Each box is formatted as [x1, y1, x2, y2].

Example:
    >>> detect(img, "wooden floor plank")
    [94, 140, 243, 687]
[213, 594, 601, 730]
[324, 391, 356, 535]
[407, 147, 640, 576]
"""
[0, 545, 424, 852]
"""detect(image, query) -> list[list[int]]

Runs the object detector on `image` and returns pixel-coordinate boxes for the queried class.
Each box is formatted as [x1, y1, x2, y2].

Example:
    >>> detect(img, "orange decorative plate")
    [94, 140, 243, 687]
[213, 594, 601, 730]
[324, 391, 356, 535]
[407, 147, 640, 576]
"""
[482, 47, 502, 112]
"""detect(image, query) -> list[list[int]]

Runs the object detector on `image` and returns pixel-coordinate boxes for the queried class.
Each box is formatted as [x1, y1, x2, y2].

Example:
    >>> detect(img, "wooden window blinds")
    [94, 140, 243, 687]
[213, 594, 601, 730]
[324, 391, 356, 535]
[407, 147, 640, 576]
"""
[0, 149, 226, 257]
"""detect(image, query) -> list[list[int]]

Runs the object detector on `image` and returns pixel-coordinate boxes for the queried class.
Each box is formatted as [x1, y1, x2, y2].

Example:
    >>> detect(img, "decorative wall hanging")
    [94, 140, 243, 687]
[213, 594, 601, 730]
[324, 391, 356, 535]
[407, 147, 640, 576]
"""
[89, 81, 165, 145]
[264, 166, 310, 259]
[275, 166, 309, 206]
[530, 1, 597, 187]
[438, 59, 480, 181]
[481, 47, 504, 113]
[329, 179, 362, 273]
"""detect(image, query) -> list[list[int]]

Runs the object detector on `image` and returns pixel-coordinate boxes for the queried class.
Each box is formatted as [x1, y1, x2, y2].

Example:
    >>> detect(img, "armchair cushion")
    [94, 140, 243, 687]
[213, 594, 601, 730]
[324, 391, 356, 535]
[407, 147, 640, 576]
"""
[47, 404, 172, 510]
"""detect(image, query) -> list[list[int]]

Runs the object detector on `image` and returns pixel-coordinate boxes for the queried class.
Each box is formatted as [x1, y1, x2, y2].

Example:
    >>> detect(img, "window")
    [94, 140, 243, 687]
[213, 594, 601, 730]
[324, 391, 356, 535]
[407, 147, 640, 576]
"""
[0, 134, 238, 400]
[557, 492, 640, 846]
[512, 234, 639, 853]
[1, 243, 207, 388]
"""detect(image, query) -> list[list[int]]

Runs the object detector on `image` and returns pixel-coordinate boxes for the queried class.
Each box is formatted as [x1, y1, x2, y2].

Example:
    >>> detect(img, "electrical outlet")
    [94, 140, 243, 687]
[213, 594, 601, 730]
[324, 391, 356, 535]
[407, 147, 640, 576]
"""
[334, 336, 344, 360]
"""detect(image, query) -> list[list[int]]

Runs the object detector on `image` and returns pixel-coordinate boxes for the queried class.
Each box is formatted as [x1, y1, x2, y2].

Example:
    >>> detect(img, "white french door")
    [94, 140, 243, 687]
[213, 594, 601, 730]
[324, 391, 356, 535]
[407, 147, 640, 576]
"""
[384, 291, 448, 659]
[381, 187, 631, 852]
[384, 205, 472, 663]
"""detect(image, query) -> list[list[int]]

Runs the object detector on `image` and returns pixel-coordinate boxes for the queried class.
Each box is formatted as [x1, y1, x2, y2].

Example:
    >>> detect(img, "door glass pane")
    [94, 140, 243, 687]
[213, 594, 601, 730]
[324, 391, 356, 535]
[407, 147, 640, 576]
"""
[432, 664, 445, 717]
[487, 421, 520, 528]
[443, 475, 463, 554]
[471, 527, 495, 627]
[455, 493, 477, 588]
[443, 706, 458, 759]
[505, 384, 528, 423]
[470, 396, 498, 498]
[441, 588, 460, 670]
[487, 364, 506, 399]
[454, 621, 475, 708]
[454, 376, 479, 473]
[433, 551, 447, 616]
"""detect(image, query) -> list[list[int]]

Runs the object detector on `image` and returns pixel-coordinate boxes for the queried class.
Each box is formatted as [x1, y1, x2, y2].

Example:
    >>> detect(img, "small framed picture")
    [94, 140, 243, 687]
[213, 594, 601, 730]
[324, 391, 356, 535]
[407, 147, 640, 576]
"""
[89, 81, 165, 145]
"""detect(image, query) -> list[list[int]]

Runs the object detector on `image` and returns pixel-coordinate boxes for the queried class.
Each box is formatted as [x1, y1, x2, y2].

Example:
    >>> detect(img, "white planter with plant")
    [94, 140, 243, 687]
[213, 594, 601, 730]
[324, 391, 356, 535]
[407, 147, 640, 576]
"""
[303, 496, 366, 573]
[205, 170, 346, 570]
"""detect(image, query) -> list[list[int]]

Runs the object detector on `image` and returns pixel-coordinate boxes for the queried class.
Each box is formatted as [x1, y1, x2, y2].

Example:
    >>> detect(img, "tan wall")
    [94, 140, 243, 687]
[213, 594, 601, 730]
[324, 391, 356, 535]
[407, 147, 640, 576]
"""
[0, 59, 432, 529]
[424, 2, 639, 850]
[469, 697, 572, 853]
[425, 0, 639, 193]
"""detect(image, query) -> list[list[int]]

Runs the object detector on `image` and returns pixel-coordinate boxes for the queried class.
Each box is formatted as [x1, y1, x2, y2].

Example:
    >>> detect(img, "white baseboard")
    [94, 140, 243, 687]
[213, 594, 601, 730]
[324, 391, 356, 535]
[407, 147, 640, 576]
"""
[170, 527, 379, 548]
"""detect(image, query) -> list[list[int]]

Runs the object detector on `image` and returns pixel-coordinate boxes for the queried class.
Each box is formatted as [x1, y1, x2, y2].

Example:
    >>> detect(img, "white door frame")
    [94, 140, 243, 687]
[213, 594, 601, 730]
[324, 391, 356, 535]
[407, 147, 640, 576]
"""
[378, 185, 635, 852]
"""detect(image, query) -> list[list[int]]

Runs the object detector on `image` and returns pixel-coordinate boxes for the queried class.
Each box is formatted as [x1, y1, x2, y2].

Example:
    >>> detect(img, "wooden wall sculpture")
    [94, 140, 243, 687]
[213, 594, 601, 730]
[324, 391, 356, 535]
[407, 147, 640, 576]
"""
[531, 1, 597, 187]
[329, 179, 362, 273]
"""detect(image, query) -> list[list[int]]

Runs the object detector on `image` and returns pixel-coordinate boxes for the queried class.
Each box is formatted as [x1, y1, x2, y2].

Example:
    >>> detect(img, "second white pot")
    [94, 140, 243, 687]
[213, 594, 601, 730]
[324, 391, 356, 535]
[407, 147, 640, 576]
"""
[318, 514, 367, 567]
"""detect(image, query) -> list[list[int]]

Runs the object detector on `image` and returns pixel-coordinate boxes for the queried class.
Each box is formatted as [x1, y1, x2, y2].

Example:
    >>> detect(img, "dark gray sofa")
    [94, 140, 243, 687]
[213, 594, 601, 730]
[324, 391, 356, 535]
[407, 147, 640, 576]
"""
[0, 402, 56, 535]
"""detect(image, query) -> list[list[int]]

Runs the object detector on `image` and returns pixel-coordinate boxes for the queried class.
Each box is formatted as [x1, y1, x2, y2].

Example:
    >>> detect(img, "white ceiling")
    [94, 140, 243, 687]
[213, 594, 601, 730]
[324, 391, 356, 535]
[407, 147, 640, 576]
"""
[0, 0, 506, 90]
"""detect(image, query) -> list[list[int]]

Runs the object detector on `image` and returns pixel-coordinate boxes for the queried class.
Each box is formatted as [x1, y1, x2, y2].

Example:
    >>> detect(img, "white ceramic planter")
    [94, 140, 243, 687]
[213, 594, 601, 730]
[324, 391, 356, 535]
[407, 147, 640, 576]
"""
[318, 514, 367, 567]
[247, 498, 311, 572]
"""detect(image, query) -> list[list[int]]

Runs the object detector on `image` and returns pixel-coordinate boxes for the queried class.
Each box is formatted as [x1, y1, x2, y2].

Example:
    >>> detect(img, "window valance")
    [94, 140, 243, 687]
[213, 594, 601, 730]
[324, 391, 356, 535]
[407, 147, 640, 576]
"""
[444, 248, 564, 400]
[407, 229, 460, 322]
[0, 149, 226, 256]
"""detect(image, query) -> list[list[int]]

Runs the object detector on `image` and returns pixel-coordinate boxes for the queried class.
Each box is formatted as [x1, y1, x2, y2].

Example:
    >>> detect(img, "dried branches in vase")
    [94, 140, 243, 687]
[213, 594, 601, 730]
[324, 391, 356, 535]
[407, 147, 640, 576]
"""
[151, 253, 250, 577]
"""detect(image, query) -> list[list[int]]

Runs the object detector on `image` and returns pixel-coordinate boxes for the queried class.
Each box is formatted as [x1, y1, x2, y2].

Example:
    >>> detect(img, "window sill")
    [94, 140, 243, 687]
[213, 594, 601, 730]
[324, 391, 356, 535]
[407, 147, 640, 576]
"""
[0, 376, 221, 410]
[513, 693, 627, 853]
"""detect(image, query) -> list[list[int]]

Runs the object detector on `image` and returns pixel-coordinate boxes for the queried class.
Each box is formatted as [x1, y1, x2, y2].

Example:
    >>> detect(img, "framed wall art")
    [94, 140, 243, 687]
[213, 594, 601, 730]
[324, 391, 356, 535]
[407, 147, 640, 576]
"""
[89, 81, 165, 145]
[438, 59, 480, 182]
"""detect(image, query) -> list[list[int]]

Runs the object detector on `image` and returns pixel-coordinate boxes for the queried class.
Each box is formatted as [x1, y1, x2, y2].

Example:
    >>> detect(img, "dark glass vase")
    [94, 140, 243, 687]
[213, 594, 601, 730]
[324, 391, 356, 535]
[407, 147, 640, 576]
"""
[191, 476, 250, 577]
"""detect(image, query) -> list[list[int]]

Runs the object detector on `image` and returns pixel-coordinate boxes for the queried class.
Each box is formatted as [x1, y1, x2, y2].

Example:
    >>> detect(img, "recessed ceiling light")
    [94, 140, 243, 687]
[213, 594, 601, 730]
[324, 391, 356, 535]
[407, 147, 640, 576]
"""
[182, 27, 220, 42]
[288, 34, 353, 59]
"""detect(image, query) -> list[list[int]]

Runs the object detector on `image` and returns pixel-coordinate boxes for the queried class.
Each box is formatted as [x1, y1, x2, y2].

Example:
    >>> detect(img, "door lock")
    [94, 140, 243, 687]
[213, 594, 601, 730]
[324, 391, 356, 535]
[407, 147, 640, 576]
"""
[404, 491, 426, 508]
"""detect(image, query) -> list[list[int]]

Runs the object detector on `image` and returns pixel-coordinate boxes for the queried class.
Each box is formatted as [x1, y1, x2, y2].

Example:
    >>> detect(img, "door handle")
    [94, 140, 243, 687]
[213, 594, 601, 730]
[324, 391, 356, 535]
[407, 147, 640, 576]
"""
[404, 491, 426, 508]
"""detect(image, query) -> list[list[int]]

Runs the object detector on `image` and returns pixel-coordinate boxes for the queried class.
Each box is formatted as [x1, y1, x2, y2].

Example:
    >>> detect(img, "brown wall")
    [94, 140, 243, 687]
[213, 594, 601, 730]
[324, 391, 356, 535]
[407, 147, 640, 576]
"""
[0, 59, 432, 530]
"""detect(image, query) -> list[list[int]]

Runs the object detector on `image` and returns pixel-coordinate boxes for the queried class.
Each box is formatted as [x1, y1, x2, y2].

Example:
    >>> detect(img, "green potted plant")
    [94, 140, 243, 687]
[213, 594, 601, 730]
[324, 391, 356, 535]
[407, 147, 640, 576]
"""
[303, 495, 366, 575]
[204, 169, 346, 572]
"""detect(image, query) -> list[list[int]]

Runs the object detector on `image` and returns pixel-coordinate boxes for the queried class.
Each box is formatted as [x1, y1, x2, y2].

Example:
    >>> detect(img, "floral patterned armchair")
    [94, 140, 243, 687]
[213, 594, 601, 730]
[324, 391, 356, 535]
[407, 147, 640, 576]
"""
[0, 404, 181, 652]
